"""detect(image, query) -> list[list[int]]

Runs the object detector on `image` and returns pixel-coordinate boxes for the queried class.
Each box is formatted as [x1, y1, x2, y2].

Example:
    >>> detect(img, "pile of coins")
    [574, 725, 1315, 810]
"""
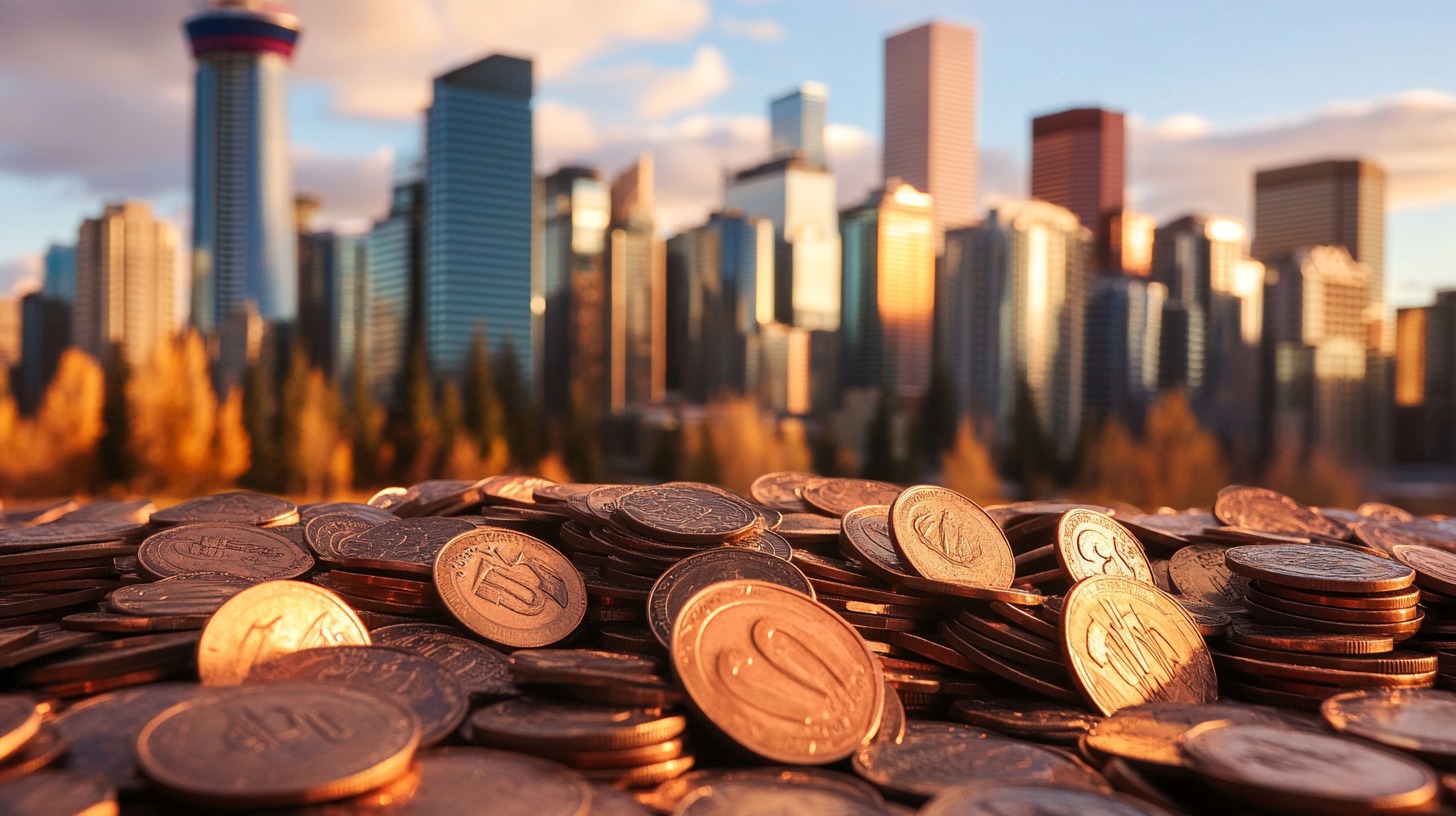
[1, 478, 1456, 813]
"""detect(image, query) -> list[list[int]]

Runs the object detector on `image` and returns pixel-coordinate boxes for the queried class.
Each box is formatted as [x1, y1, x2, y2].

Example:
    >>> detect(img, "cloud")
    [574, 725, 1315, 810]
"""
[0, 253, 41, 298]
[636, 46, 732, 120]
[293, 146, 395, 232]
[720, 16, 784, 42]
[1132, 90, 1456, 223]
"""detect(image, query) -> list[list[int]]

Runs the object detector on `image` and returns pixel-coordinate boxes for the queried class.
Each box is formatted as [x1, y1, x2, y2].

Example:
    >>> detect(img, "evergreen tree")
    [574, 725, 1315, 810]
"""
[494, 337, 539, 465]
[347, 344, 383, 485]
[917, 363, 958, 459]
[437, 379, 465, 474]
[275, 347, 310, 492]
[862, 390, 899, 482]
[240, 357, 278, 491]
[462, 325, 503, 449]
[97, 343, 133, 488]
[396, 334, 438, 482]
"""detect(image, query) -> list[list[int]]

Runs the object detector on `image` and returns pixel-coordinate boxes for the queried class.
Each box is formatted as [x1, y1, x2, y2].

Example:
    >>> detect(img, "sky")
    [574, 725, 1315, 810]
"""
[3, 0, 1456, 310]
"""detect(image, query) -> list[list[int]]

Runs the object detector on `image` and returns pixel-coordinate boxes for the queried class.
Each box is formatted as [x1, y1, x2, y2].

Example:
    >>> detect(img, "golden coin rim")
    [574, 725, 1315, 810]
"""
[196, 580, 370, 685]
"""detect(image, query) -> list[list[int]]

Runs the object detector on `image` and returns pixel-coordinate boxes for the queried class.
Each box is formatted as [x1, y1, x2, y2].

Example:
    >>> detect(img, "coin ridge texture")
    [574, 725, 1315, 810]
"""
[671, 579, 884, 764]
[1061, 575, 1217, 717]
[196, 580, 371, 685]
[434, 527, 586, 648]
[1224, 544, 1416, 593]
[135, 681, 420, 808]
[890, 486, 1015, 588]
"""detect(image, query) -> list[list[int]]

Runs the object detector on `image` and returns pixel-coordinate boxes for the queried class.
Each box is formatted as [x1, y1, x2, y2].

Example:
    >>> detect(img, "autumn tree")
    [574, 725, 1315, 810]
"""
[288, 366, 352, 497]
[940, 418, 1006, 504]
[346, 345, 386, 485]
[1076, 390, 1229, 510]
[462, 327, 503, 452]
[97, 343, 133, 488]
[0, 350, 105, 496]
[1260, 433, 1364, 509]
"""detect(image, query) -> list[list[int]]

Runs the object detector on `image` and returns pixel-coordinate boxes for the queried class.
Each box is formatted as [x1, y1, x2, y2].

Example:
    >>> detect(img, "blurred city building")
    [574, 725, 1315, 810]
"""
[606, 156, 666, 412]
[1031, 107, 1126, 273]
[770, 82, 829, 169]
[541, 166, 609, 416]
[74, 202, 177, 370]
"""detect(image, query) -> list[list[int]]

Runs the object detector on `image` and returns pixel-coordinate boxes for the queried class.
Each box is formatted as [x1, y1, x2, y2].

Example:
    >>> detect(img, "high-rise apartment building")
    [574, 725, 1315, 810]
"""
[299, 231, 366, 379]
[883, 21, 977, 244]
[425, 54, 534, 381]
[365, 179, 424, 400]
[1030, 107, 1125, 271]
[18, 292, 70, 414]
[840, 182, 936, 404]
[942, 201, 1089, 462]
[1253, 159, 1386, 340]
[74, 202, 177, 369]
[1419, 292, 1456, 463]
[43, 244, 76, 303]
[605, 157, 665, 411]
[541, 166, 609, 414]
[770, 82, 828, 168]
[1082, 276, 1166, 429]
[185, 0, 300, 348]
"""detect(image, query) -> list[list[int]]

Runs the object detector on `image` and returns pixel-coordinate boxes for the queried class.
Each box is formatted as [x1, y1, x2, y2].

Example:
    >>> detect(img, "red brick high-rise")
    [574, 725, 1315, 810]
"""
[1031, 107, 1125, 271]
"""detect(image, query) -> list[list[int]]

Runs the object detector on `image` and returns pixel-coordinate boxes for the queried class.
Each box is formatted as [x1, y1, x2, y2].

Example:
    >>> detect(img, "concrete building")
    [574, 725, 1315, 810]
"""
[1031, 107, 1125, 272]
[74, 202, 178, 369]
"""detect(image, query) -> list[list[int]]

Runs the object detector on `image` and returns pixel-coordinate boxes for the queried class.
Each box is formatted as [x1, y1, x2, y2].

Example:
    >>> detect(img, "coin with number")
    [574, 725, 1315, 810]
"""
[1056, 510, 1152, 584]
[890, 486, 1014, 588]
[1061, 575, 1216, 716]
[672, 579, 883, 764]
[136, 681, 420, 808]
[196, 580, 370, 685]
[434, 527, 586, 648]
[1181, 721, 1438, 815]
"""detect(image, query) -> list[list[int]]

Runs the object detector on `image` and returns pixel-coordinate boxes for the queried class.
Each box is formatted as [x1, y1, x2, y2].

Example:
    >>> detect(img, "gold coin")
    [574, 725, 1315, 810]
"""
[434, 527, 586, 648]
[890, 486, 1014, 588]
[1061, 575, 1216, 716]
[1055, 510, 1153, 584]
[196, 580, 370, 685]
[671, 579, 884, 764]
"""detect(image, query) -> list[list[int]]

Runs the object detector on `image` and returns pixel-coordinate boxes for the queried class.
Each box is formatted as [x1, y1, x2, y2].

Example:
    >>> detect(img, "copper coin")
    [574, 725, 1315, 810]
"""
[371, 623, 516, 698]
[651, 768, 887, 815]
[0, 770, 118, 816]
[776, 512, 844, 541]
[0, 543, 137, 571]
[136, 681, 419, 808]
[1168, 544, 1247, 608]
[1061, 575, 1217, 716]
[197, 580, 371, 685]
[367, 486, 409, 511]
[0, 626, 39, 658]
[1226, 543, 1415, 593]
[613, 485, 759, 545]
[1056, 510, 1153, 584]
[648, 547, 814, 648]
[304, 513, 379, 562]
[949, 696, 1102, 735]
[1252, 579, 1422, 611]
[53, 682, 200, 790]
[137, 523, 313, 581]
[675, 780, 891, 815]
[246, 645, 468, 746]
[1224, 641, 1435, 674]
[1083, 701, 1318, 770]
[465, 698, 686, 751]
[1323, 689, 1456, 767]
[672, 579, 884, 764]
[105, 573, 255, 617]
[893, 573, 1045, 605]
[336, 518, 476, 576]
[1245, 587, 1420, 623]
[0, 721, 66, 783]
[433, 527, 586, 648]
[1213, 485, 1348, 539]
[150, 492, 299, 527]
[1360, 503, 1416, 523]
[890, 486, 1014, 588]
[479, 474, 559, 507]
[749, 471, 815, 512]
[60, 611, 210, 633]
[839, 505, 914, 580]
[1390, 543, 1456, 596]
[802, 478, 902, 518]
[1245, 599, 1425, 637]
[354, 746, 591, 816]
[511, 648, 659, 676]
[1182, 721, 1438, 815]
[937, 625, 1081, 704]
[0, 696, 40, 764]
[14, 631, 199, 684]
[917, 783, 1174, 816]
[1227, 620, 1395, 655]
[0, 628, 104, 671]
[0, 519, 146, 551]
[852, 721, 1108, 802]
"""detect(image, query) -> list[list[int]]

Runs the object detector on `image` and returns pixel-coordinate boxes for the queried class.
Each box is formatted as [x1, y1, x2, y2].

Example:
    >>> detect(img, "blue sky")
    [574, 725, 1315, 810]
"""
[3, 0, 1456, 309]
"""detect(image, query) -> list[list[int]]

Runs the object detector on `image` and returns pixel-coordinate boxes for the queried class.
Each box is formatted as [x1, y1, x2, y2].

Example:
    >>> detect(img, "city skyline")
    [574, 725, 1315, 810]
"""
[2, 1, 1456, 311]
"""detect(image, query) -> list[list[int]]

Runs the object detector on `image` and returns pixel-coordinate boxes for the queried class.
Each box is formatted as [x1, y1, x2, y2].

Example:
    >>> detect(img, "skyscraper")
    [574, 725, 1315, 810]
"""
[1252, 159, 1386, 337]
[18, 292, 70, 414]
[942, 201, 1089, 462]
[839, 182, 936, 404]
[1081, 276, 1166, 429]
[541, 166, 609, 414]
[184, 0, 300, 342]
[770, 82, 828, 168]
[605, 157, 665, 411]
[74, 202, 178, 369]
[298, 231, 366, 379]
[883, 21, 977, 244]
[1030, 107, 1125, 271]
[365, 178, 424, 400]
[425, 54, 534, 381]
[42, 244, 76, 304]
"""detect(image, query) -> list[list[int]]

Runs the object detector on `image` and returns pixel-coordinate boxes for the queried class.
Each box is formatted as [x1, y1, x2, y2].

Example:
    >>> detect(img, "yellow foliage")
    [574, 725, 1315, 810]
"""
[940, 419, 1006, 504]
[0, 349, 105, 496]
[440, 436, 510, 480]
[1260, 434, 1364, 509]
[1077, 390, 1229, 510]
[534, 451, 574, 484]
[292, 369, 350, 498]
[701, 396, 815, 495]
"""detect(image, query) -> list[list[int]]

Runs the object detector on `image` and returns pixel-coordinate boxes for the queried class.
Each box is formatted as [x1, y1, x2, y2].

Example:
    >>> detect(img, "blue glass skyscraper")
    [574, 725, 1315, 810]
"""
[425, 55, 535, 383]
[185, 0, 300, 343]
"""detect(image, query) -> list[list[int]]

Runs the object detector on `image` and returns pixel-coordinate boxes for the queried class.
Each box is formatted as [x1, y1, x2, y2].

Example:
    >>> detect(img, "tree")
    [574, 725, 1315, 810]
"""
[130, 331, 249, 495]
[1075, 390, 1229, 510]
[941, 418, 1006, 504]
[290, 366, 351, 497]
[918, 363, 959, 460]
[97, 343, 133, 488]
[494, 337, 539, 466]
[462, 326, 503, 450]
[395, 335, 438, 482]
[274, 348, 310, 492]
[1260, 433, 1364, 509]
[563, 384, 603, 483]
[28, 349, 105, 495]
[346, 344, 385, 485]
[241, 356, 278, 491]
[1006, 378, 1056, 498]
[862, 390, 899, 482]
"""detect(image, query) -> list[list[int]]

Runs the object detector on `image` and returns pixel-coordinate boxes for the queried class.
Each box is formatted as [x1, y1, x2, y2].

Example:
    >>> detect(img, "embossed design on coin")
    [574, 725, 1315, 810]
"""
[106, 573, 255, 617]
[1061, 575, 1217, 716]
[246, 646, 468, 746]
[614, 486, 759, 544]
[1214, 485, 1348, 538]
[138, 523, 314, 581]
[1182, 721, 1438, 815]
[304, 513, 378, 562]
[750, 471, 816, 512]
[371, 623, 516, 698]
[648, 547, 814, 648]
[1389, 543, 1456, 596]
[434, 527, 586, 648]
[1169, 544, 1248, 608]
[135, 682, 419, 808]
[1056, 510, 1152, 584]
[1322, 688, 1456, 765]
[801, 478, 902, 517]
[1225, 544, 1415, 592]
[197, 580, 370, 685]
[150, 492, 298, 528]
[671, 579, 884, 764]
[839, 505, 913, 580]
[890, 486, 1014, 588]
[336, 518, 477, 576]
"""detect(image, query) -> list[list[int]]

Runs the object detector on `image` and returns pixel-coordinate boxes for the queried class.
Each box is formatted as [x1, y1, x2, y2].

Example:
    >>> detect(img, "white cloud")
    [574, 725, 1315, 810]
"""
[636, 46, 732, 120]
[720, 15, 784, 42]
[1132, 90, 1456, 223]
[293, 146, 396, 231]
[0, 253, 41, 298]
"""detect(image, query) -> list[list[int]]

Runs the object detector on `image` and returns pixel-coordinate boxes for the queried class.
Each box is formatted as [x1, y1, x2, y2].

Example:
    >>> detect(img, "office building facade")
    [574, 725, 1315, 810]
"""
[541, 166, 609, 414]
[74, 202, 178, 369]
[770, 82, 828, 168]
[1031, 107, 1125, 271]
[606, 157, 665, 411]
